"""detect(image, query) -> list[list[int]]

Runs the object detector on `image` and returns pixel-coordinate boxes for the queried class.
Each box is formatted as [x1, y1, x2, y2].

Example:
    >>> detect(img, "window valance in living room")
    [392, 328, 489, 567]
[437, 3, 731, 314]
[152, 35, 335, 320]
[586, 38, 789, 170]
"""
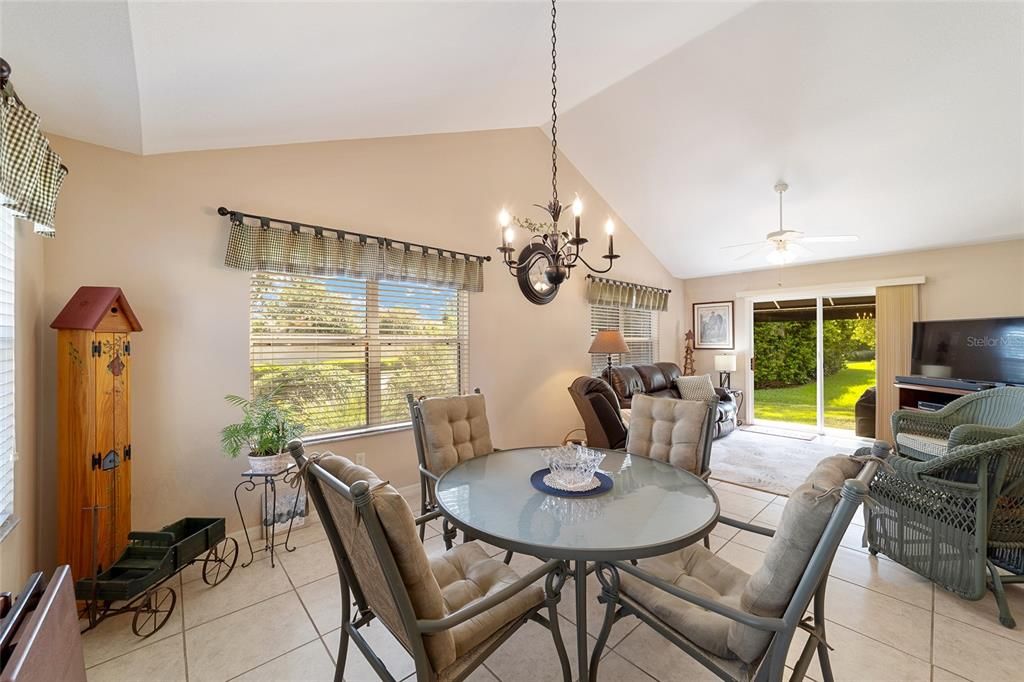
[587, 275, 670, 312]
[0, 81, 67, 238]
[222, 212, 487, 293]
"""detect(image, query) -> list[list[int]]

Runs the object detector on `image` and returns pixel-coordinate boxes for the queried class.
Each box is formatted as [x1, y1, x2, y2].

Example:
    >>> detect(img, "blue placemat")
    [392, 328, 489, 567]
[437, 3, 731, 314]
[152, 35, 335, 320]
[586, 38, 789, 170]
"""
[530, 468, 613, 498]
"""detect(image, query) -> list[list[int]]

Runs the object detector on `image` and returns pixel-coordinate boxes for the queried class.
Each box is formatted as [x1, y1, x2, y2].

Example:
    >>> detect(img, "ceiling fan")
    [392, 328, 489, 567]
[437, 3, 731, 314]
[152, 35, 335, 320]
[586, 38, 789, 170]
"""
[723, 182, 858, 265]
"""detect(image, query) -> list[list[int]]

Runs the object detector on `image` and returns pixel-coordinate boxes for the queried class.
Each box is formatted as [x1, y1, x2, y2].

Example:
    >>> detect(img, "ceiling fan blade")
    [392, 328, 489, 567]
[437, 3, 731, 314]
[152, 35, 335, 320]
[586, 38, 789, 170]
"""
[721, 240, 767, 250]
[734, 244, 769, 261]
[789, 242, 814, 257]
[798, 235, 859, 243]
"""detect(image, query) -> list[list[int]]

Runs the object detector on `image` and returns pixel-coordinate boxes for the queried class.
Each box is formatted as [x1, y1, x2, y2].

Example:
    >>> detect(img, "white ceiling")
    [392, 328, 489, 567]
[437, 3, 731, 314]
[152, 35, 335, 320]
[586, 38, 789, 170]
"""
[555, 1, 1024, 278]
[2, 1, 1020, 278]
[0, 1, 750, 154]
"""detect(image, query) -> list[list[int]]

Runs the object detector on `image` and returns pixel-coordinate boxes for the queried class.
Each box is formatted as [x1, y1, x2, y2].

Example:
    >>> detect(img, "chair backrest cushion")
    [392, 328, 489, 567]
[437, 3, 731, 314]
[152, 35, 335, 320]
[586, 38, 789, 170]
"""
[419, 393, 494, 476]
[727, 454, 862, 663]
[317, 454, 457, 671]
[625, 394, 710, 475]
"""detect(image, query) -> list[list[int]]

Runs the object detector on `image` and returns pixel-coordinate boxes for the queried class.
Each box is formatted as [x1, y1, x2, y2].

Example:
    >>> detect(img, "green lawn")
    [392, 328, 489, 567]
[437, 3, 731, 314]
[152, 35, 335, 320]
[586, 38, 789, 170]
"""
[753, 360, 876, 430]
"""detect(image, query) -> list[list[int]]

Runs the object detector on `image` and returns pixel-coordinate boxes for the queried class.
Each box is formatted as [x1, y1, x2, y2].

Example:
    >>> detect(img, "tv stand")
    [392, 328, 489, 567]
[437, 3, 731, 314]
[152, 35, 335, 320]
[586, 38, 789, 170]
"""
[894, 380, 982, 412]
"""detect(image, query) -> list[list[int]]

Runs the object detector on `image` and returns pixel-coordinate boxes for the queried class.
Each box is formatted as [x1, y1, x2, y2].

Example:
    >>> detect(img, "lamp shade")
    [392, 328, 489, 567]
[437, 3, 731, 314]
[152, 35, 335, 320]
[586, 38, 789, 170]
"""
[714, 354, 737, 372]
[589, 329, 630, 355]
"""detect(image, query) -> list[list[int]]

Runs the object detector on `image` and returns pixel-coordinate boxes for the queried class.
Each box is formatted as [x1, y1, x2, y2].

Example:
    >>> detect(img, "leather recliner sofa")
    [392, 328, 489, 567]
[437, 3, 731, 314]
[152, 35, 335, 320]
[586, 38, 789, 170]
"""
[603, 362, 737, 439]
[567, 376, 628, 449]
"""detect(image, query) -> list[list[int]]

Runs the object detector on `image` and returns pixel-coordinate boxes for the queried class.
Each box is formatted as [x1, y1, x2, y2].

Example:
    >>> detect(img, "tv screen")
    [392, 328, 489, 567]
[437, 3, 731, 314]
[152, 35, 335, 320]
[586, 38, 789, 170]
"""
[911, 317, 1024, 385]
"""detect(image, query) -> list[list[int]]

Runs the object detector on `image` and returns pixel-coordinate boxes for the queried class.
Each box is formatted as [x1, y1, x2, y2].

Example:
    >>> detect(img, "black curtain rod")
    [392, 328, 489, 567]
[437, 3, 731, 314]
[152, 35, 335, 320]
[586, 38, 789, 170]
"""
[217, 207, 491, 262]
[586, 273, 671, 294]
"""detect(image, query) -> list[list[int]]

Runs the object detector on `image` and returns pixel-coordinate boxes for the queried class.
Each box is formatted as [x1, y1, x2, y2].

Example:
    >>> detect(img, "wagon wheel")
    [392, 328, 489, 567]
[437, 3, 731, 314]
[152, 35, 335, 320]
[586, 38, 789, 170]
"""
[202, 537, 239, 586]
[131, 587, 176, 638]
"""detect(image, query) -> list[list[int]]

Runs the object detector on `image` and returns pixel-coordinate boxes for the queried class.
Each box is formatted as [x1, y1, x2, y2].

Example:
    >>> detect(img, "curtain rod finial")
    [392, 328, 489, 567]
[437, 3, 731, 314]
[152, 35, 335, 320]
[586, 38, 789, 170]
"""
[217, 206, 231, 216]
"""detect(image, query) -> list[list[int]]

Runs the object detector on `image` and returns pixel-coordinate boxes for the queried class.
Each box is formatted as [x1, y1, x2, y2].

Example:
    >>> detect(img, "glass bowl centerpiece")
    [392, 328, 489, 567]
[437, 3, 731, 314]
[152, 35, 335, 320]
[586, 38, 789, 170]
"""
[541, 445, 605, 492]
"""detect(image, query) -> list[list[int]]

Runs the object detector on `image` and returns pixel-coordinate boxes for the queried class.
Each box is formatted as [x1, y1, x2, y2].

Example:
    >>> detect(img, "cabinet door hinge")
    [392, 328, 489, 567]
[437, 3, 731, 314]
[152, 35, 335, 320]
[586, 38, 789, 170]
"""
[91, 453, 100, 470]
[91, 341, 101, 357]
[123, 444, 131, 461]
[123, 341, 131, 356]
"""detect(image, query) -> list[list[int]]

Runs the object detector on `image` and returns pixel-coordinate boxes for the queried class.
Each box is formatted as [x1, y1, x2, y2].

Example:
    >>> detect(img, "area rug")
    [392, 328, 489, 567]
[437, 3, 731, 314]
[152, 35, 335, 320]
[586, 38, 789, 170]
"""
[710, 429, 861, 496]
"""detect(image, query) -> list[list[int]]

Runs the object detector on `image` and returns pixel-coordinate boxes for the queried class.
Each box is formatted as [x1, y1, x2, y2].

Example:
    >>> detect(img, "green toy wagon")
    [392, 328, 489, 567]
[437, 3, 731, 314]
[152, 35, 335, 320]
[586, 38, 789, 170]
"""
[77, 517, 238, 637]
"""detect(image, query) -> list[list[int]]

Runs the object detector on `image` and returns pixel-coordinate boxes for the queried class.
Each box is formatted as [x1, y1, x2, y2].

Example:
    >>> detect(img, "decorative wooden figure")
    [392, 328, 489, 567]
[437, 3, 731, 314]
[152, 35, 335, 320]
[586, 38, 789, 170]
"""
[683, 329, 696, 376]
[52, 287, 142, 581]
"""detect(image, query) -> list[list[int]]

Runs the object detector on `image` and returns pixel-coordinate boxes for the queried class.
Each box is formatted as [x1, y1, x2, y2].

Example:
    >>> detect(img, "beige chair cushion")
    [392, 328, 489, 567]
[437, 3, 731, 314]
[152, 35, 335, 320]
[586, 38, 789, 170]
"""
[626, 394, 710, 475]
[896, 432, 948, 458]
[430, 542, 544, 657]
[620, 545, 750, 659]
[420, 394, 494, 476]
[317, 455, 457, 671]
[727, 454, 863, 663]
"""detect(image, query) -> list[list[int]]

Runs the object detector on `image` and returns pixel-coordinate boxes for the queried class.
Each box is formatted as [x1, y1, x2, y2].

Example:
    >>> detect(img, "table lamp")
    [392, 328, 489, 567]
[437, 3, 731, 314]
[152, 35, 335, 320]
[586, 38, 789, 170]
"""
[589, 330, 630, 375]
[714, 354, 737, 388]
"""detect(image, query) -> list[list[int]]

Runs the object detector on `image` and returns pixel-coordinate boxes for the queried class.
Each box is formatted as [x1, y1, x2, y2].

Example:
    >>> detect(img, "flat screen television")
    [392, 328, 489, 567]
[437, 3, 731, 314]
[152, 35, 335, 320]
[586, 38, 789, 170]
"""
[911, 317, 1024, 385]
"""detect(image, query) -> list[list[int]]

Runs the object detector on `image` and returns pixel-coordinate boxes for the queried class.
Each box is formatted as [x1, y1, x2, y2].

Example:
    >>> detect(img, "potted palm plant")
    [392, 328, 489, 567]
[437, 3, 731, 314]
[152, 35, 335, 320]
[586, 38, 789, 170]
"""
[221, 388, 305, 474]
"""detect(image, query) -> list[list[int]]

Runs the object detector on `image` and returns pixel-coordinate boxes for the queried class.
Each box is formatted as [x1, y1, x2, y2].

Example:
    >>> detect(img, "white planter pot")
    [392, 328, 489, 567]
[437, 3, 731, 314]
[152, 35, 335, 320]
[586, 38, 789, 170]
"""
[247, 451, 292, 474]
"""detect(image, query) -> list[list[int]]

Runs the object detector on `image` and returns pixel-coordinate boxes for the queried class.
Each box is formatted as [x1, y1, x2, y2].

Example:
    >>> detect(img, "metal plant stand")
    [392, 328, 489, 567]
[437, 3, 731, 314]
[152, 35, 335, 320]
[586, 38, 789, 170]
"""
[234, 464, 303, 568]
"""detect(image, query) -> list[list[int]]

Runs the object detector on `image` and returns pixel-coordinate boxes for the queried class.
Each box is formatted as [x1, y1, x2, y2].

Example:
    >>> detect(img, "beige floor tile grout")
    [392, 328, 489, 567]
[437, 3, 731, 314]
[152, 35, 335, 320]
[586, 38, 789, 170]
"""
[821, 616, 932, 665]
[224, 634, 325, 681]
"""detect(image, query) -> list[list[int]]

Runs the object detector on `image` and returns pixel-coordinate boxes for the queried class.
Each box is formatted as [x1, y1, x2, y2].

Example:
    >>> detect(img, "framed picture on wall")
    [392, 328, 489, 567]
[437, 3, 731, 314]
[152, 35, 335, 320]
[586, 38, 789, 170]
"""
[693, 301, 734, 349]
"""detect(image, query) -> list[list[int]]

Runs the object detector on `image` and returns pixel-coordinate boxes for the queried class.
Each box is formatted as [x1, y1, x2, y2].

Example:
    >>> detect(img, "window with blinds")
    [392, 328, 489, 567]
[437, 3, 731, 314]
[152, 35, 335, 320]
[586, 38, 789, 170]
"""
[590, 304, 659, 376]
[0, 207, 15, 532]
[250, 272, 469, 437]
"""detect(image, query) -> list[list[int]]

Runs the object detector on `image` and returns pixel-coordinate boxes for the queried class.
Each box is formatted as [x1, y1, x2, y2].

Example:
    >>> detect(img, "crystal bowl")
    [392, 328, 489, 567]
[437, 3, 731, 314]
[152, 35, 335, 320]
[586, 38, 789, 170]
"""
[541, 445, 605, 491]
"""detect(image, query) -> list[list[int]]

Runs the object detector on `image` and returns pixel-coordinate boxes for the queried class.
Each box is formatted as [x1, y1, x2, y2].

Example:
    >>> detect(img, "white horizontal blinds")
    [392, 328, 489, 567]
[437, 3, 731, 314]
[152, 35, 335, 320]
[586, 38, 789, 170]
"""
[0, 207, 14, 527]
[590, 304, 659, 376]
[250, 272, 468, 437]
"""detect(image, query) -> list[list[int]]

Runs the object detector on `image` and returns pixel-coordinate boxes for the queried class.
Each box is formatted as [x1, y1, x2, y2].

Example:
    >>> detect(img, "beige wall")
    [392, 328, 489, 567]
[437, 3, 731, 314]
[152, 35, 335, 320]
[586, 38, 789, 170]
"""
[0, 220, 46, 592]
[35, 128, 684, 568]
[682, 240, 1024, 420]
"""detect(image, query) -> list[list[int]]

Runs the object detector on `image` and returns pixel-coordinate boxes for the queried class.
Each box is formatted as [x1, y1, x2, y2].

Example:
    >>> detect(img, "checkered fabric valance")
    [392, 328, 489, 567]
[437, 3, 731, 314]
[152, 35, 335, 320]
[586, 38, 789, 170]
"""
[224, 219, 485, 292]
[587, 275, 670, 312]
[0, 83, 66, 237]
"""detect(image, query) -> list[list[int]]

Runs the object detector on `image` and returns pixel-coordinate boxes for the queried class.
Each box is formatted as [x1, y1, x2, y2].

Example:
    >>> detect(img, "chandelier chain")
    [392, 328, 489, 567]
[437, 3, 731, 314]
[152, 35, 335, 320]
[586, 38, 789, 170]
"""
[549, 0, 558, 206]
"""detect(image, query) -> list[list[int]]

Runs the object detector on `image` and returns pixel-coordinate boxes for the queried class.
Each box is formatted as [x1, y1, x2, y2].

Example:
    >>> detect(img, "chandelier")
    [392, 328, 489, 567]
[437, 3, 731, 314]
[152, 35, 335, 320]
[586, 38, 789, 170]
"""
[496, 0, 619, 304]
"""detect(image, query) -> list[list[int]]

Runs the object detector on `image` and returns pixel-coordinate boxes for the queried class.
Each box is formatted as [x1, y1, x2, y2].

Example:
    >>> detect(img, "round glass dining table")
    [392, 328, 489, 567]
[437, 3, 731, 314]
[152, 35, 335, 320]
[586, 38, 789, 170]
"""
[434, 447, 720, 681]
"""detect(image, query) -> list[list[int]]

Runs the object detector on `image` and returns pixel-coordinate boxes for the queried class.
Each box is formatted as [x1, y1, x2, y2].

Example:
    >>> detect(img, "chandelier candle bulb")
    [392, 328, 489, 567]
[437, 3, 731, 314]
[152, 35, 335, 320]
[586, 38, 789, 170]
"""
[606, 219, 615, 256]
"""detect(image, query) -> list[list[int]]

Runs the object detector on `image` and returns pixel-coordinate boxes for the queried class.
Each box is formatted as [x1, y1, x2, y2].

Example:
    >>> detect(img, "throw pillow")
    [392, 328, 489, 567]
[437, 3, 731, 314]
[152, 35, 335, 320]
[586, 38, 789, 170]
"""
[676, 374, 717, 402]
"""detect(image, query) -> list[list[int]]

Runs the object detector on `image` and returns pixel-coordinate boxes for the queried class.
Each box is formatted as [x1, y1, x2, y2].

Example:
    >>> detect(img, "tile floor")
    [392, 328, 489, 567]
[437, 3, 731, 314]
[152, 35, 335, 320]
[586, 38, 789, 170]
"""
[82, 480, 1024, 682]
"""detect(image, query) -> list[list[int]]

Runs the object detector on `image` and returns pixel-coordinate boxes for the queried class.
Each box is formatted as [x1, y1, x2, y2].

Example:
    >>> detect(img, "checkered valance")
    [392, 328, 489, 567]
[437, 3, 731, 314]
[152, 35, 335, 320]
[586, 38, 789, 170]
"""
[587, 276, 670, 312]
[224, 219, 485, 292]
[0, 83, 66, 237]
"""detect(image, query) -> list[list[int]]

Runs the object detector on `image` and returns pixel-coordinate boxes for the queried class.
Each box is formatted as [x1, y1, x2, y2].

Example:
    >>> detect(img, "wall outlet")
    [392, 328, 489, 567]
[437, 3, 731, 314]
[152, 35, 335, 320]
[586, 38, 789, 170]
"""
[354, 452, 367, 466]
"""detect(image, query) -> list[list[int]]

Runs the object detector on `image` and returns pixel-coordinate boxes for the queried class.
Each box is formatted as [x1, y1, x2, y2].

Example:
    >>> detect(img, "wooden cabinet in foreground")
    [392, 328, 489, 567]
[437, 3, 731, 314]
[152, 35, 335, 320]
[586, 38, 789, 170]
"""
[51, 287, 142, 581]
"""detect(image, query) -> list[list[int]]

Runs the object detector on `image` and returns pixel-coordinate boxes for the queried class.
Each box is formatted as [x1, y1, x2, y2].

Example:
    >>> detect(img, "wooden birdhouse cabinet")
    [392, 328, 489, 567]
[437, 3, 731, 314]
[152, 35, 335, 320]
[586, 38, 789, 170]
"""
[52, 287, 142, 581]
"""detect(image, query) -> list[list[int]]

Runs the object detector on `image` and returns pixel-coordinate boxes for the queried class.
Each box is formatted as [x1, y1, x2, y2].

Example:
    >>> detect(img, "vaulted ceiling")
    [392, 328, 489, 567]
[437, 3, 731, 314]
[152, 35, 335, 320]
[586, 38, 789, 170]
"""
[2, 1, 1021, 278]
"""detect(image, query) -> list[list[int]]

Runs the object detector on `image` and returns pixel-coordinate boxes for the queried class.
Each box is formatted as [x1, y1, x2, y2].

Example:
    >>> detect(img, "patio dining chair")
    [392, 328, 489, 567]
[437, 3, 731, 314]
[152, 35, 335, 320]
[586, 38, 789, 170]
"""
[588, 450, 881, 682]
[407, 390, 502, 552]
[288, 440, 571, 682]
[625, 394, 715, 480]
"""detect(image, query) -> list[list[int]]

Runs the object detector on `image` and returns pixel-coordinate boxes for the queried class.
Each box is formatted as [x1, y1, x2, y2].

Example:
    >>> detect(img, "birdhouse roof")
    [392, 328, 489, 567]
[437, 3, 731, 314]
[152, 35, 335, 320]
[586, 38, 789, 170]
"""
[50, 286, 143, 331]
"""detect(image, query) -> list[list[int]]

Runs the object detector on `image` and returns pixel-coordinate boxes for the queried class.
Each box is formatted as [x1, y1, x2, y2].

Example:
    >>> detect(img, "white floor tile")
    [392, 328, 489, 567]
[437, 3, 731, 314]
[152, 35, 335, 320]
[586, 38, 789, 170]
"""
[86, 634, 186, 682]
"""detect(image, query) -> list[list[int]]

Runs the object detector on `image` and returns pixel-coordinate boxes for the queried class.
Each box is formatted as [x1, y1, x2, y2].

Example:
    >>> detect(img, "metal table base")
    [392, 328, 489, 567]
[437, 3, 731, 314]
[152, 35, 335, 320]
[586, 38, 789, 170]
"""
[234, 465, 303, 568]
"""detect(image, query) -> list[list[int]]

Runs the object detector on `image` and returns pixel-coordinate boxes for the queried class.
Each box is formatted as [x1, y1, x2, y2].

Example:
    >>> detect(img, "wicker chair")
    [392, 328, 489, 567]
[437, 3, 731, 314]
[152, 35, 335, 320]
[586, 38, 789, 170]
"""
[891, 386, 1024, 461]
[589, 452, 881, 682]
[288, 440, 571, 682]
[867, 427, 1024, 628]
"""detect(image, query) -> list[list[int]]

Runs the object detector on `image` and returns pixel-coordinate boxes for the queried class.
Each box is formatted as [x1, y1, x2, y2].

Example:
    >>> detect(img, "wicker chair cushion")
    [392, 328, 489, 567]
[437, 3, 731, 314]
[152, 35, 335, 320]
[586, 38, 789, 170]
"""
[317, 455, 457, 671]
[430, 542, 544, 657]
[895, 433, 948, 458]
[626, 394, 709, 475]
[727, 454, 862, 663]
[419, 394, 494, 476]
[619, 544, 750, 658]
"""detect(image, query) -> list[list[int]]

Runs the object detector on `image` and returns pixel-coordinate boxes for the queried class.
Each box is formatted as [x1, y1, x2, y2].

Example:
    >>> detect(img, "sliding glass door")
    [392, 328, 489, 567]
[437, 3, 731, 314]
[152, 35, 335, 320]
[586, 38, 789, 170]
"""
[752, 294, 875, 434]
